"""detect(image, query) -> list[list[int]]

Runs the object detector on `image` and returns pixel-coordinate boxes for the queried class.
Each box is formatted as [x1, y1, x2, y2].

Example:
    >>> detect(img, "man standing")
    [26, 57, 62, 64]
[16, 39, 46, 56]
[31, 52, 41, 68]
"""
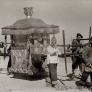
[76, 37, 92, 90]
[71, 33, 84, 75]
[46, 35, 60, 88]
[7, 45, 11, 75]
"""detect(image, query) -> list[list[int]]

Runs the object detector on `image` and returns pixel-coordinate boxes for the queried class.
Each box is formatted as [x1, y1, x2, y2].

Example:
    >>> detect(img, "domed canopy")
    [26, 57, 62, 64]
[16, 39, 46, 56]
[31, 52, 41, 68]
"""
[2, 18, 59, 35]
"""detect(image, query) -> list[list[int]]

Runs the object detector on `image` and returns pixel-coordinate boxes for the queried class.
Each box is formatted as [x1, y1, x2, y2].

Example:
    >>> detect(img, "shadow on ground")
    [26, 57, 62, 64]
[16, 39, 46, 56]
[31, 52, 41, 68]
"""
[11, 70, 48, 81]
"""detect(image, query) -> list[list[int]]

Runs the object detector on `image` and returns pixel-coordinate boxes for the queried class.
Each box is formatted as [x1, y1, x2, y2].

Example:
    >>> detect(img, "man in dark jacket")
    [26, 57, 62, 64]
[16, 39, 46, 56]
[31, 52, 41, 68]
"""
[7, 45, 11, 75]
[71, 33, 84, 75]
[76, 37, 92, 90]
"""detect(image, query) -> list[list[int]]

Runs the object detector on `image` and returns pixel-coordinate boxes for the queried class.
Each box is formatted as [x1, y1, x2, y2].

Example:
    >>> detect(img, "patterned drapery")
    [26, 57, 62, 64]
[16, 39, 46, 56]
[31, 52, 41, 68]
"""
[10, 49, 38, 75]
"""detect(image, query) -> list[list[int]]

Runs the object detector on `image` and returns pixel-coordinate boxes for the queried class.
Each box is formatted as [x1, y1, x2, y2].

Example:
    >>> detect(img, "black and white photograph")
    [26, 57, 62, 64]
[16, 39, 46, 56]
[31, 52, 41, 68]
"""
[0, 0, 92, 92]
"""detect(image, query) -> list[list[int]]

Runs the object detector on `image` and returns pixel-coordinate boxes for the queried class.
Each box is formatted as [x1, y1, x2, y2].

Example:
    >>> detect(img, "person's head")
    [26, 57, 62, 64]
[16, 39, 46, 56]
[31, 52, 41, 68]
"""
[76, 33, 83, 42]
[34, 39, 38, 44]
[51, 35, 57, 47]
[27, 38, 30, 44]
[38, 38, 43, 44]
[76, 33, 83, 39]
[89, 37, 92, 45]
[44, 40, 47, 46]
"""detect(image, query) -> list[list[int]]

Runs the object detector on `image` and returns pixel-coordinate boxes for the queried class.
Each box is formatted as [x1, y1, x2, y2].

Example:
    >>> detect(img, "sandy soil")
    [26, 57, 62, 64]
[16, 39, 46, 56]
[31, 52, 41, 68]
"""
[0, 57, 91, 92]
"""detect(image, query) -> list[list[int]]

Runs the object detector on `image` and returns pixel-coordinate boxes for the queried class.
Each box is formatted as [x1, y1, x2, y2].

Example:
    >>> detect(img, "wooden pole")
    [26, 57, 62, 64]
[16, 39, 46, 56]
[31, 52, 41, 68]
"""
[4, 35, 7, 59]
[62, 30, 67, 74]
[73, 38, 89, 40]
[89, 26, 91, 39]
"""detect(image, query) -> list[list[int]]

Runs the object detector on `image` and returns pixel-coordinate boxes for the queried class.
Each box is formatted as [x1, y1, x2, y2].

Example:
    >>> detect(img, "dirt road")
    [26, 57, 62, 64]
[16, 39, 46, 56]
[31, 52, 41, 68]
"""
[0, 57, 90, 92]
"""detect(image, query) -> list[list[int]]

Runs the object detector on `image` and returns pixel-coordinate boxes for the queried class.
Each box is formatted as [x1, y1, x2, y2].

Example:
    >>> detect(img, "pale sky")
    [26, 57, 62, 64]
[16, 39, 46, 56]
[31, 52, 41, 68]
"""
[0, 0, 92, 44]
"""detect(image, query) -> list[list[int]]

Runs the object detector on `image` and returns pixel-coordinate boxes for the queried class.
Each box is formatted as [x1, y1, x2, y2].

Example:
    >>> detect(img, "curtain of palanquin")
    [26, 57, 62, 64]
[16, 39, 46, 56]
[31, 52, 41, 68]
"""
[10, 49, 38, 75]
[11, 50, 28, 73]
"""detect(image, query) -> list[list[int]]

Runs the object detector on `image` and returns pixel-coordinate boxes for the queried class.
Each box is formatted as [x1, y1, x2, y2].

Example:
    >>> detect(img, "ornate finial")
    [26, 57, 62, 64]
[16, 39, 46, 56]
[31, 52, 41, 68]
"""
[24, 7, 33, 18]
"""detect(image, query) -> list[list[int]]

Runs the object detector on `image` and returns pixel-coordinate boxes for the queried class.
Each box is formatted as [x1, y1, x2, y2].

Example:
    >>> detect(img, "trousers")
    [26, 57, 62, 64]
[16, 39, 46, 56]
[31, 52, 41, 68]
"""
[47, 64, 57, 85]
[81, 72, 92, 82]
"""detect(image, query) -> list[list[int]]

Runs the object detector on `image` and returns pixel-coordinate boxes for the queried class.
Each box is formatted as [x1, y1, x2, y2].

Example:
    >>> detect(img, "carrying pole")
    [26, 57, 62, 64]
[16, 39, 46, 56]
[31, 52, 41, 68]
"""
[62, 30, 67, 74]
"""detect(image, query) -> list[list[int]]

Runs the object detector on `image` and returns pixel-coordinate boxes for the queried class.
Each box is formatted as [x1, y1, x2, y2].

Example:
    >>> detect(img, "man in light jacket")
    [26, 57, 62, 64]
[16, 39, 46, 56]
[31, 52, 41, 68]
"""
[46, 35, 60, 88]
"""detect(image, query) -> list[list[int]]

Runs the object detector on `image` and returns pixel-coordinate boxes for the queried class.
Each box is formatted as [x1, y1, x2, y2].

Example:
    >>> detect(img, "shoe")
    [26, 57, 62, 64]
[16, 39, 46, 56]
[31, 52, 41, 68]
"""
[7, 72, 11, 75]
[67, 73, 75, 80]
[8, 74, 14, 78]
[76, 81, 86, 87]
[46, 82, 52, 87]
[7, 72, 12, 75]
[52, 83, 64, 90]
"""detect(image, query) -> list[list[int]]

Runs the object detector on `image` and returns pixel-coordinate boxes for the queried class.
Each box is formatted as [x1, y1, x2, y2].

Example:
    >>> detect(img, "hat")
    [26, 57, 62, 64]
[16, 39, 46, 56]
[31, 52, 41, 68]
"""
[76, 33, 83, 38]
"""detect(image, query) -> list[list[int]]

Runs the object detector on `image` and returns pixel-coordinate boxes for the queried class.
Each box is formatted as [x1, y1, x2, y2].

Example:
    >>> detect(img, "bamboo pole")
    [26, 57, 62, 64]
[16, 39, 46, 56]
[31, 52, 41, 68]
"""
[62, 30, 67, 74]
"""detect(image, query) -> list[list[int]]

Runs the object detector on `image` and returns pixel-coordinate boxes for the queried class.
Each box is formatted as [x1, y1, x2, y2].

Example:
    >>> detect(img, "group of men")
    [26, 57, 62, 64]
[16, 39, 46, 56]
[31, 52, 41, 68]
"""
[70, 33, 92, 89]
[47, 33, 92, 90]
[6, 33, 92, 90]
[46, 33, 92, 90]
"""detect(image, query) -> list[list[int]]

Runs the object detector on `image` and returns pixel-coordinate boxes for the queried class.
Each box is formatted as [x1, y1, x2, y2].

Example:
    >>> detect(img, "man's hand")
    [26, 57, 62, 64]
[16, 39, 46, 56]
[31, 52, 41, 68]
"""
[86, 63, 92, 68]
[50, 52, 57, 56]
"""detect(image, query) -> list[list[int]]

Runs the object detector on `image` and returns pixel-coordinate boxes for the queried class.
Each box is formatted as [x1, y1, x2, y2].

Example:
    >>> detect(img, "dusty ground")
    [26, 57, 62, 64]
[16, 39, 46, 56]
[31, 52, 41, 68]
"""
[0, 57, 91, 92]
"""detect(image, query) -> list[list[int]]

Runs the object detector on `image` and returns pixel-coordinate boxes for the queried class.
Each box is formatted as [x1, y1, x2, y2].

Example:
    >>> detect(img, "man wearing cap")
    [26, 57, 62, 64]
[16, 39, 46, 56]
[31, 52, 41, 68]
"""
[71, 33, 84, 76]
[45, 35, 60, 89]
[76, 37, 92, 90]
